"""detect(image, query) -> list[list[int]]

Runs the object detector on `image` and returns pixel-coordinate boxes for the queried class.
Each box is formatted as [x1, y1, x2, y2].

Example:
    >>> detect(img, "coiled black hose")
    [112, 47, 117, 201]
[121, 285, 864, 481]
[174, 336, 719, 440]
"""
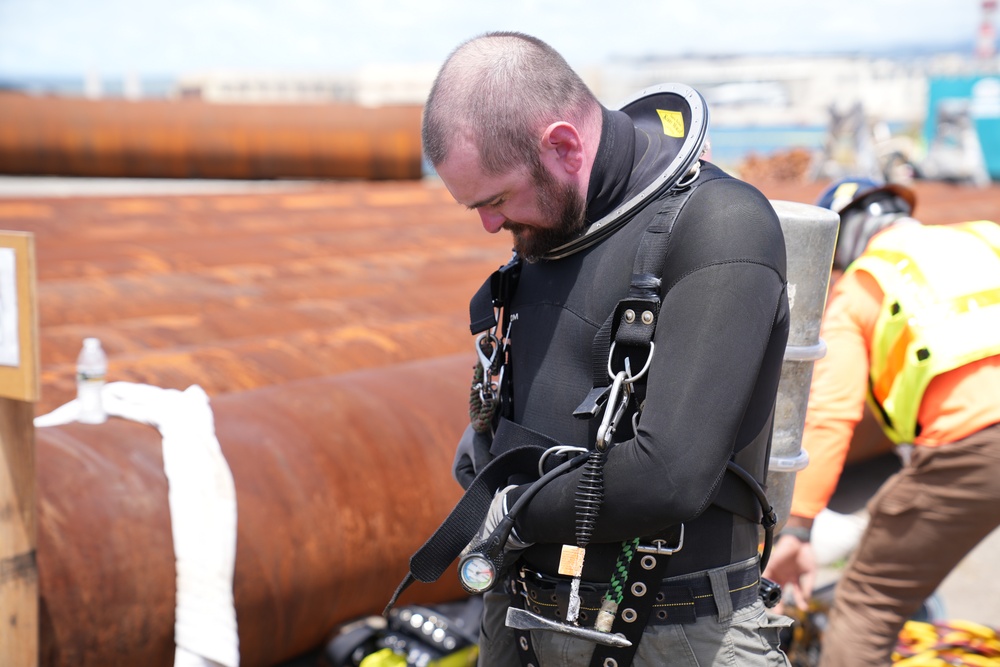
[574, 448, 607, 548]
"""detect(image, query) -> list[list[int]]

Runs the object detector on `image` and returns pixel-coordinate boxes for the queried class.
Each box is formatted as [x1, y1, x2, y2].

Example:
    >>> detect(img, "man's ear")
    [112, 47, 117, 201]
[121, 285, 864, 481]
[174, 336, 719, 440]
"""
[540, 122, 584, 175]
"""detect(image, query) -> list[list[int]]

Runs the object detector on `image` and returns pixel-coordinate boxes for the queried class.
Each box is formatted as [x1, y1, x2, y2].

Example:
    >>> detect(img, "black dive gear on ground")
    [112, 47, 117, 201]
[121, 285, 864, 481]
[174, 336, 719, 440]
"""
[325, 598, 483, 667]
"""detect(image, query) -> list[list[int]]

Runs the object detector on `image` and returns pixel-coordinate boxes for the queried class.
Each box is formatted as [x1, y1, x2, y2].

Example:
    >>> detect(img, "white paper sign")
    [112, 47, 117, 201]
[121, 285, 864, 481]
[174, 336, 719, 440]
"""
[0, 247, 19, 367]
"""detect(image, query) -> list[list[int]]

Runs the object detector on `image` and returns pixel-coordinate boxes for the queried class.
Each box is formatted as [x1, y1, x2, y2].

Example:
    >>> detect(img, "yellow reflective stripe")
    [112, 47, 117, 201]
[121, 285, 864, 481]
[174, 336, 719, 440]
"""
[954, 220, 1000, 259]
[864, 248, 928, 290]
[955, 285, 1000, 313]
[867, 230, 1000, 316]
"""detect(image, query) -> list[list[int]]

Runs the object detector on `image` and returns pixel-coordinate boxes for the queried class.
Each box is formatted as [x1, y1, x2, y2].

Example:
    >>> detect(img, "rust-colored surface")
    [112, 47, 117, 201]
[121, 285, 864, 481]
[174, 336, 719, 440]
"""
[37, 355, 475, 667]
[1, 172, 998, 665]
[0, 93, 423, 180]
[0, 177, 512, 666]
[0, 181, 510, 415]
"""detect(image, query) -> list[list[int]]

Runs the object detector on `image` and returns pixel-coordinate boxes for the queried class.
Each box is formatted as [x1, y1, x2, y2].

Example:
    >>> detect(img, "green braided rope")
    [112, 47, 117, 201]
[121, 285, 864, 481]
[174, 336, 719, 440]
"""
[604, 538, 641, 604]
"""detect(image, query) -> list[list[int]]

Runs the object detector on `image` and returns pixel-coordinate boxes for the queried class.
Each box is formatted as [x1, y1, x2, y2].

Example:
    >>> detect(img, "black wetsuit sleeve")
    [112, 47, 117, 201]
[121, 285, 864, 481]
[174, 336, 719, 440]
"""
[513, 178, 787, 544]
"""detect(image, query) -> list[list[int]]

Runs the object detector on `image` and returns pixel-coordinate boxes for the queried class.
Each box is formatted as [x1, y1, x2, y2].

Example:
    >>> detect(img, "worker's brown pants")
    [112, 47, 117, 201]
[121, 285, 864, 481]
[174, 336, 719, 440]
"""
[819, 422, 1000, 667]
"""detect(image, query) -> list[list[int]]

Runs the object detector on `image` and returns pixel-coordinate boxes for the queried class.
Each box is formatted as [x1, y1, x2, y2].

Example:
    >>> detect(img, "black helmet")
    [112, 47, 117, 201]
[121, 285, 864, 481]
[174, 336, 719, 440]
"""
[816, 177, 916, 216]
[816, 178, 918, 270]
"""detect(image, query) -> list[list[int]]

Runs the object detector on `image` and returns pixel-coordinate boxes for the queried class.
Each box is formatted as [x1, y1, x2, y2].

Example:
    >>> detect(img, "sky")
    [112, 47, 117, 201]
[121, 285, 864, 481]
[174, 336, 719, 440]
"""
[0, 0, 989, 77]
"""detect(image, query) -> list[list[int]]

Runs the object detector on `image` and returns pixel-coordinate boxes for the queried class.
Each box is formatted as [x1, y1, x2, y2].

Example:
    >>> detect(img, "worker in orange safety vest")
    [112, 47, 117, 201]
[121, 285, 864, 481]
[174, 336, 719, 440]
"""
[763, 177, 1000, 667]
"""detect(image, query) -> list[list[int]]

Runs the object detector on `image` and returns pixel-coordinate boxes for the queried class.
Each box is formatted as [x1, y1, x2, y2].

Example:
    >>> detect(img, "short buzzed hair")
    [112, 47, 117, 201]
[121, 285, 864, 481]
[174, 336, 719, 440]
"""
[422, 31, 599, 175]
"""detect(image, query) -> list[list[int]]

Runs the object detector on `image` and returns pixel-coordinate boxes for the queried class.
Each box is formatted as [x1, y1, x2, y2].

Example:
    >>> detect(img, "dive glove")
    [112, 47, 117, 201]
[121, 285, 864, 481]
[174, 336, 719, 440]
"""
[452, 424, 494, 490]
[461, 484, 533, 557]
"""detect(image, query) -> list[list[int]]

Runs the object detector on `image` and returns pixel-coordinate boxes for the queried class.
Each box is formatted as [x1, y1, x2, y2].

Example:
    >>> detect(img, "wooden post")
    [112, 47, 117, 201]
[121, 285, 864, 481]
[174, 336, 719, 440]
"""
[0, 232, 39, 667]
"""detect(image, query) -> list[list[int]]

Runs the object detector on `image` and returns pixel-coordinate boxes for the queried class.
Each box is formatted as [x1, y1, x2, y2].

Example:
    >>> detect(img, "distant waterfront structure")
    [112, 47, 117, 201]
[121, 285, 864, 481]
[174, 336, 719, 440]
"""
[164, 51, 997, 128]
[3, 49, 1000, 180]
[174, 71, 357, 103]
[978, 0, 998, 60]
[2, 50, 995, 130]
[588, 55, 930, 127]
[173, 63, 440, 107]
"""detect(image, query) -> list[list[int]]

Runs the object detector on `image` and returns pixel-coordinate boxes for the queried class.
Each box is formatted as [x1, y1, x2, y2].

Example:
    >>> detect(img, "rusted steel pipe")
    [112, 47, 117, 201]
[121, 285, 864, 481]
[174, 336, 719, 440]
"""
[38, 299, 472, 365]
[34, 247, 497, 329]
[0, 182, 466, 254]
[37, 353, 475, 667]
[12, 200, 480, 282]
[0, 183, 509, 415]
[0, 93, 423, 180]
[31, 242, 502, 414]
[37, 312, 474, 415]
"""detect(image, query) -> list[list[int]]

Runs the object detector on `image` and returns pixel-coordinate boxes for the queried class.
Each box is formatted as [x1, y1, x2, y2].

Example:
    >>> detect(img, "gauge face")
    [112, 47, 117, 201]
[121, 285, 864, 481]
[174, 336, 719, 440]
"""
[458, 553, 496, 593]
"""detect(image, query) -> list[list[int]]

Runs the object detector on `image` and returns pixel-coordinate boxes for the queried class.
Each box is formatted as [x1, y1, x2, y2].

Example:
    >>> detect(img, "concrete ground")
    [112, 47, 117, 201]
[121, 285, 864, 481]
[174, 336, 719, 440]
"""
[815, 452, 1000, 629]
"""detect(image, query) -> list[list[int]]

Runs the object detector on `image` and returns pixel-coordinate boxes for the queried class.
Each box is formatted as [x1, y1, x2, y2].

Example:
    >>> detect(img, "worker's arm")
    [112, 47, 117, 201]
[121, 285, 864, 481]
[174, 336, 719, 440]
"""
[764, 269, 883, 606]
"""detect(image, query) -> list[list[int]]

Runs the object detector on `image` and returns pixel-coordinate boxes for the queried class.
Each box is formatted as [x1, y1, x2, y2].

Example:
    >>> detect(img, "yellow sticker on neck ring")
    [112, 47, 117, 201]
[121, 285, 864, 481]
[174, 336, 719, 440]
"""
[657, 109, 685, 138]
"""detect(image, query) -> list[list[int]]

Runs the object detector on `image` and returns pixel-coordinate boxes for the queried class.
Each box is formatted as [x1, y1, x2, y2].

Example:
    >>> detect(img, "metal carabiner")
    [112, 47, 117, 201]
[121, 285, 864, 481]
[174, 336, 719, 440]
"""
[475, 332, 501, 402]
[595, 370, 631, 451]
[476, 332, 499, 372]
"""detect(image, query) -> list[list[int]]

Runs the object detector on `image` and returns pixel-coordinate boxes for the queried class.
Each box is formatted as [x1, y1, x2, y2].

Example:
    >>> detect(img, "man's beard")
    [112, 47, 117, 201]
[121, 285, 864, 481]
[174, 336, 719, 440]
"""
[504, 164, 586, 262]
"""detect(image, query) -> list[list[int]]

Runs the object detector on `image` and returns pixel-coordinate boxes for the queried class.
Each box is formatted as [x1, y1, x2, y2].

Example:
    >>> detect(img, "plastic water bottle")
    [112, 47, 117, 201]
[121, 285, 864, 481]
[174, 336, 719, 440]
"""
[76, 337, 108, 424]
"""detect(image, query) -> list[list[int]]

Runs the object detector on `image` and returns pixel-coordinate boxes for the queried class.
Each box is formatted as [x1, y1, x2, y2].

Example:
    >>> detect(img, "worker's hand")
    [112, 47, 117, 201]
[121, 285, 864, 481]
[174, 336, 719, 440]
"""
[452, 424, 493, 490]
[762, 533, 817, 613]
[461, 484, 533, 557]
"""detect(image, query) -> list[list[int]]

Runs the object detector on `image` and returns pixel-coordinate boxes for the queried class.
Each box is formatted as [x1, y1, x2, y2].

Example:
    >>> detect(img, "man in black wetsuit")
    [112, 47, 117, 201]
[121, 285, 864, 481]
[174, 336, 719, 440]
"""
[423, 32, 793, 666]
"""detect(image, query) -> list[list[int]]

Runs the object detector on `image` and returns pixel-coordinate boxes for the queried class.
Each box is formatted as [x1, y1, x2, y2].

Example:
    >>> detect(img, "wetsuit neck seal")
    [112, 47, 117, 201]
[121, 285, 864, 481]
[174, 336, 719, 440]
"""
[544, 83, 710, 260]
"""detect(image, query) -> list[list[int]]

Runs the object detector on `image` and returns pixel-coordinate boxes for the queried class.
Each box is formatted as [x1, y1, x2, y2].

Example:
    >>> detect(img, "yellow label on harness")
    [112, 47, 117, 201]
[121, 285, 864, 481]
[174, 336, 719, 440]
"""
[558, 545, 586, 577]
[657, 109, 684, 137]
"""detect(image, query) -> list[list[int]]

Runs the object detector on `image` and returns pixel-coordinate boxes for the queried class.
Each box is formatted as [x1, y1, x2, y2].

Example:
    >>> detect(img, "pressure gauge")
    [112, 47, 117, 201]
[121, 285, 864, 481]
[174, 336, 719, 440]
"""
[458, 551, 498, 594]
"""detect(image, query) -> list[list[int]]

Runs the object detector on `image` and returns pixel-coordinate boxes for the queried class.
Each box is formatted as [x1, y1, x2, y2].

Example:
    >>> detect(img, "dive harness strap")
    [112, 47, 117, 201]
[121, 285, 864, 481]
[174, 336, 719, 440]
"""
[384, 419, 562, 615]
[504, 526, 682, 667]
[573, 165, 776, 666]
[506, 457, 775, 667]
[469, 254, 522, 428]
[588, 466, 775, 667]
[579, 162, 776, 559]
[588, 525, 680, 667]
[584, 164, 728, 405]
[469, 254, 521, 336]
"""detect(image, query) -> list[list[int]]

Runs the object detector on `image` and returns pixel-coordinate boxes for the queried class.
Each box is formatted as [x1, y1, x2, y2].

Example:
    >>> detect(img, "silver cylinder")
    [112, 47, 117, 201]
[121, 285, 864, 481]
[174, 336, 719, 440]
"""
[768, 200, 840, 531]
